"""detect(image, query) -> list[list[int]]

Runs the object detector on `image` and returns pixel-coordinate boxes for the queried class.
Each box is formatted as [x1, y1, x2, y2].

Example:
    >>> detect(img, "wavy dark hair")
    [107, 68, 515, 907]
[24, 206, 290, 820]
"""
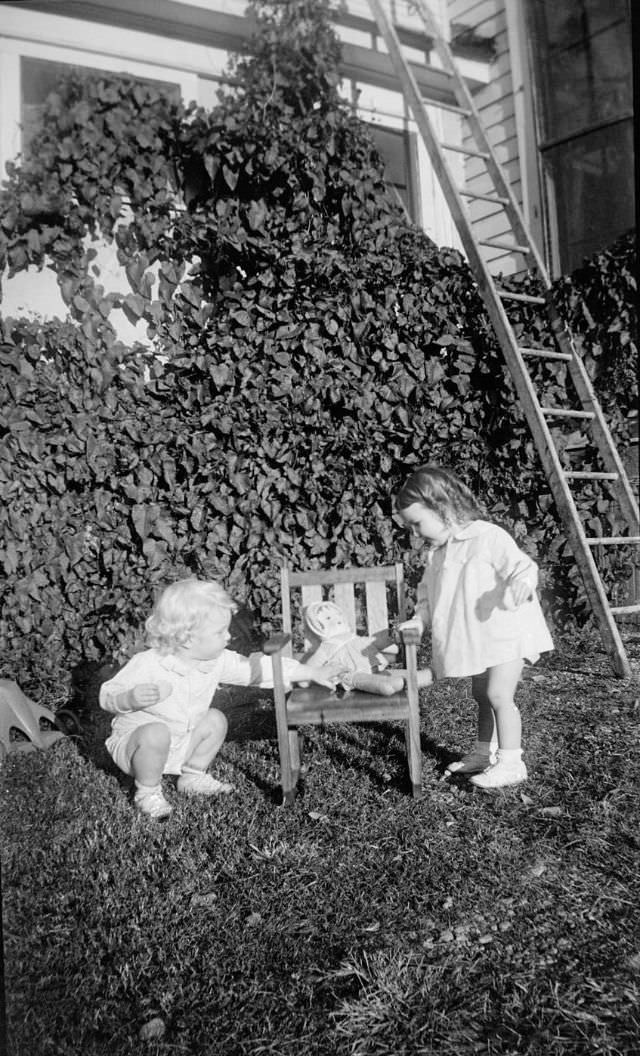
[395, 464, 485, 525]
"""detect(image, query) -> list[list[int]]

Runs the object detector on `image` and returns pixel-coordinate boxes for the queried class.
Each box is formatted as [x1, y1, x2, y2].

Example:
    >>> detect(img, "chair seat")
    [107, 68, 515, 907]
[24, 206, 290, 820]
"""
[286, 684, 411, 725]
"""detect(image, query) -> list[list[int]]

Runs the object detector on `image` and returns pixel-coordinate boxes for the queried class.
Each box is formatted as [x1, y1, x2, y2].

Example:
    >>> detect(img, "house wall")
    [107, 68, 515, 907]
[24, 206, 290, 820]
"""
[1, 0, 494, 336]
[446, 0, 526, 276]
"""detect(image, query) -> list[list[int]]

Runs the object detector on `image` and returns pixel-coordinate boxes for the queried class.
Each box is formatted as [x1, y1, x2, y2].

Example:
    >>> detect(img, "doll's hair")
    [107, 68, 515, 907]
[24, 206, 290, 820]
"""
[145, 578, 237, 654]
[395, 464, 485, 525]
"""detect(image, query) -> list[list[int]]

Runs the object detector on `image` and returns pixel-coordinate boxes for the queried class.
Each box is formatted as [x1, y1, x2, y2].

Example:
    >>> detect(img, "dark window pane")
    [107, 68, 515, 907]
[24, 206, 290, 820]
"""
[369, 124, 414, 218]
[527, 1, 631, 142]
[544, 118, 634, 272]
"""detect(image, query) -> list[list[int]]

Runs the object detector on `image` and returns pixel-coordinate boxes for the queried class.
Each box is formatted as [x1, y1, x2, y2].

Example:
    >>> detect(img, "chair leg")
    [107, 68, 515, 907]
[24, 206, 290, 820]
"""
[405, 717, 423, 799]
[281, 728, 302, 807]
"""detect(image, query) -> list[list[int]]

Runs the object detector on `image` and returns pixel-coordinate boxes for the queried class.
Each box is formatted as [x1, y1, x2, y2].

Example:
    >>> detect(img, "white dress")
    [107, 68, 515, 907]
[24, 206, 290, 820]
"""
[414, 520, 554, 679]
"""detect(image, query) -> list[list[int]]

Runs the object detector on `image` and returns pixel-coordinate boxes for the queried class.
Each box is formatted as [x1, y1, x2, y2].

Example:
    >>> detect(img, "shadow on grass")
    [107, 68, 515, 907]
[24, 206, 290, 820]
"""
[63, 668, 463, 805]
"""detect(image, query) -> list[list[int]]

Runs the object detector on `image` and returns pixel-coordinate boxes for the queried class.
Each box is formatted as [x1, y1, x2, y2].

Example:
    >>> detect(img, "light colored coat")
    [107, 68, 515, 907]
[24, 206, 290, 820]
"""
[414, 520, 554, 678]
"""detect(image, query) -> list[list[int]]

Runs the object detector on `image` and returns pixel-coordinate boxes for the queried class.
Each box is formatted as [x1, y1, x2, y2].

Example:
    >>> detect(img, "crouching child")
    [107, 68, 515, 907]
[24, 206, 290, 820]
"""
[100, 578, 332, 819]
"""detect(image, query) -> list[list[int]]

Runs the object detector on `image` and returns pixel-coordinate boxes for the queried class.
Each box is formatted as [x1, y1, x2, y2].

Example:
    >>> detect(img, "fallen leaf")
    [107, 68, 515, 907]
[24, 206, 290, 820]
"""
[540, 806, 563, 816]
[520, 792, 534, 806]
[191, 892, 217, 908]
[140, 1017, 165, 1041]
[530, 862, 546, 877]
[246, 912, 262, 927]
[308, 811, 329, 822]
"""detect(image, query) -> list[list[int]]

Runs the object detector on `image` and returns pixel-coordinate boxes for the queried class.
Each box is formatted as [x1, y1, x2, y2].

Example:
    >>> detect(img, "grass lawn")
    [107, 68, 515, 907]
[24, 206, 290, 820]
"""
[1, 632, 639, 1056]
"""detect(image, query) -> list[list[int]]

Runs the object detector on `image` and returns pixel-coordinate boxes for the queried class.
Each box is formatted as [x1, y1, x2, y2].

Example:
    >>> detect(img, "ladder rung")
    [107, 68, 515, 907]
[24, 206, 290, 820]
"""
[480, 238, 531, 254]
[496, 289, 546, 304]
[541, 408, 595, 419]
[610, 604, 640, 616]
[520, 347, 572, 361]
[563, 472, 619, 480]
[460, 190, 509, 205]
[586, 536, 640, 546]
[441, 141, 489, 160]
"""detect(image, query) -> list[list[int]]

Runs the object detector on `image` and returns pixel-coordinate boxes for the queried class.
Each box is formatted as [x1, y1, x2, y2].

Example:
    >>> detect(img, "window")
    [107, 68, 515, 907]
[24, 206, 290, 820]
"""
[525, 0, 633, 274]
[21, 56, 180, 153]
[369, 123, 418, 221]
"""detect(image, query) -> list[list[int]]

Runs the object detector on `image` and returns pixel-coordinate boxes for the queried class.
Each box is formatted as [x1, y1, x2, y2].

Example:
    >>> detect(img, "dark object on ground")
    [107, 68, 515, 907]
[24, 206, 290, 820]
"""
[68, 658, 121, 719]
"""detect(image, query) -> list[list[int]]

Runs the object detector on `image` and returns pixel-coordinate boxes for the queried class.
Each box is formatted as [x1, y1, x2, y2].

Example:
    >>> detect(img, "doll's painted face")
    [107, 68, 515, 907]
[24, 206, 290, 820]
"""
[305, 601, 352, 640]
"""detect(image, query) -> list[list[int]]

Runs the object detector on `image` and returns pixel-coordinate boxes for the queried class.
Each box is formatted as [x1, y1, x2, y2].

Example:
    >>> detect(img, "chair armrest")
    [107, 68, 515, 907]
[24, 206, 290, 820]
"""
[263, 633, 292, 655]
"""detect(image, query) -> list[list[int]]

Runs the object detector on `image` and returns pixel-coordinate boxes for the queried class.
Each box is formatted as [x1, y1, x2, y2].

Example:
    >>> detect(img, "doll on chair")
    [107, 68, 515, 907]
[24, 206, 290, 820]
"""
[302, 600, 409, 696]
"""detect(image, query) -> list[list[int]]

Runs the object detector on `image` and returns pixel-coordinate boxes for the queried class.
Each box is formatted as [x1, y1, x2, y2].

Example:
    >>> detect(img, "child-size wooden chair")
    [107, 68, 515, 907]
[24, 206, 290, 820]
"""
[264, 562, 423, 805]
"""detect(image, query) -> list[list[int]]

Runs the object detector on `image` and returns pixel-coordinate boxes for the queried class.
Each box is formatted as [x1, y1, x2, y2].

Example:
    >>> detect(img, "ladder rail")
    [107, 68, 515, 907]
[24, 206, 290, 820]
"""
[548, 308, 640, 529]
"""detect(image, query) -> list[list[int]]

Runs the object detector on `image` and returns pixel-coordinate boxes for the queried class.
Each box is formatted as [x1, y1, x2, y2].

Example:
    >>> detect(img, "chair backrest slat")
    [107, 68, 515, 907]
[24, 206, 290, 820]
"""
[364, 580, 389, 635]
[333, 582, 357, 631]
[300, 583, 323, 610]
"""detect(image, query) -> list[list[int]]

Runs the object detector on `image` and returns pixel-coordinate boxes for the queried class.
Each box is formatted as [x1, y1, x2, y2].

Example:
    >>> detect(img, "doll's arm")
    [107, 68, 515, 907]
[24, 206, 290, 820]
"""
[348, 671, 405, 695]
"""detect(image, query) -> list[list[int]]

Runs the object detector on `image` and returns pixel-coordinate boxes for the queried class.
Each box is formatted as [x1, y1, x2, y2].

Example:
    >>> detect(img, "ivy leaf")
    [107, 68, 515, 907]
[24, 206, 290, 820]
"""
[247, 199, 267, 231]
[222, 165, 238, 190]
[122, 293, 146, 323]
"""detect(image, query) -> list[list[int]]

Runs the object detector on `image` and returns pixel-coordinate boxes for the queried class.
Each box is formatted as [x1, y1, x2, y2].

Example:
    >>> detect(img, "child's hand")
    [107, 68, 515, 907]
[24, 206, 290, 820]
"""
[128, 681, 172, 710]
[504, 580, 533, 610]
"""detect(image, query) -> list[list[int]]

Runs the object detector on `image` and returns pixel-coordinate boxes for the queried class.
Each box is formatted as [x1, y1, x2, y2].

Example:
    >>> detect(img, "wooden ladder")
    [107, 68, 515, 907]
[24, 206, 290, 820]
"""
[367, 0, 639, 677]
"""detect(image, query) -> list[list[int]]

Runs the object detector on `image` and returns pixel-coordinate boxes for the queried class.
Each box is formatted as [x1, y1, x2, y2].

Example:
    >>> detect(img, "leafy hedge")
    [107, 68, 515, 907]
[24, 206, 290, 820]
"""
[0, 0, 636, 693]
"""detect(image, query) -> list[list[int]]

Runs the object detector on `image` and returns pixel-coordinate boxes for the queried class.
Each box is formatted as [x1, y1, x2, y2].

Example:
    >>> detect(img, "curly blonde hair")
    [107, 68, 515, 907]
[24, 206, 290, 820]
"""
[145, 578, 237, 655]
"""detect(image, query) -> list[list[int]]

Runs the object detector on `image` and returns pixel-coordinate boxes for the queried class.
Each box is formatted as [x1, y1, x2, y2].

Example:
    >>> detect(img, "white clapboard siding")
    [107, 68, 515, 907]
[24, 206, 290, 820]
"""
[447, 0, 522, 275]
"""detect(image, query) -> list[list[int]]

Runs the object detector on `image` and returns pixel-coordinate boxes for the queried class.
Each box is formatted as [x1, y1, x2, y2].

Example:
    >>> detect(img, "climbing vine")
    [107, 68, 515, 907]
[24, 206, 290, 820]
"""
[0, 0, 636, 691]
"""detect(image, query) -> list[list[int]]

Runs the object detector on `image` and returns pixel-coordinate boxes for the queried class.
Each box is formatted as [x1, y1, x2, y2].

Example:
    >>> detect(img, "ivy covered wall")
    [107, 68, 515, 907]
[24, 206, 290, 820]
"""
[0, 0, 636, 693]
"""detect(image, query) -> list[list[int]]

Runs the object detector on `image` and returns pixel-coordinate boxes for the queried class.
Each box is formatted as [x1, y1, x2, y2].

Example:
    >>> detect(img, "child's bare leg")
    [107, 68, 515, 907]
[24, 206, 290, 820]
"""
[184, 709, 228, 770]
[128, 722, 171, 786]
[178, 709, 234, 796]
[471, 673, 498, 744]
[127, 723, 172, 818]
[481, 659, 524, 749]
[470, 659, 527, 787]
[445, 673, 497, 775]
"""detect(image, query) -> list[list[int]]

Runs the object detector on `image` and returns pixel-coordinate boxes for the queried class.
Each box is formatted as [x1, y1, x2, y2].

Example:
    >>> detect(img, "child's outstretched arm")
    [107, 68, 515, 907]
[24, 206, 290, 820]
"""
[284, 661, 336, 689]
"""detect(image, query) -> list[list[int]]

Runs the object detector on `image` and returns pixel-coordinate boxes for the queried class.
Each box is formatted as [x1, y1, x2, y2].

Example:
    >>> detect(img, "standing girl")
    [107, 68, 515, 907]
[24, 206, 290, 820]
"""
[395, 465, 553, 788]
